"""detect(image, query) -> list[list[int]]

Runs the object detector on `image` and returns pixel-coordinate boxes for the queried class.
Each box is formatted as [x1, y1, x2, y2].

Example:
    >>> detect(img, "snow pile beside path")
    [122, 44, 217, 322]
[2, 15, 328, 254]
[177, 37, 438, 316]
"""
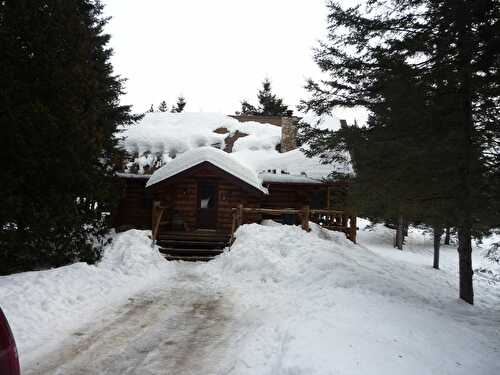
[199, 222, 500, 375]
[0, 230, 171, 364]
[99, 229, 166, 275]
[209, 221, 355, 286]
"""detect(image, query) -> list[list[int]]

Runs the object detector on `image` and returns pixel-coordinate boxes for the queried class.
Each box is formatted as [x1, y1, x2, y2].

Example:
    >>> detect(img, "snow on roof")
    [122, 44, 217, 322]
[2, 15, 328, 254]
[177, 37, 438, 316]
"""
[146, 147, 268, 194]
[119, 112, 281, 157]
[259, 172, 323, 184]
[232, 148, 353, 182]
[119, 112, 352, 183]
[116, 172, 151, 180]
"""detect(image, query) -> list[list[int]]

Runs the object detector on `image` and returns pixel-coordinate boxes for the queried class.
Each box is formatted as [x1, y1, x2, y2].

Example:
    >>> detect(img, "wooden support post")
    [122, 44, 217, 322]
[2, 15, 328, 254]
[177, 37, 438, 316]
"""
[151, 201, 160, 247]
[151, 201, 165, 248]
[237, 204, 244, 227]
[349, 215, 357, 243]
[301, 205, 310, 232]
[230, 209, 237, 244]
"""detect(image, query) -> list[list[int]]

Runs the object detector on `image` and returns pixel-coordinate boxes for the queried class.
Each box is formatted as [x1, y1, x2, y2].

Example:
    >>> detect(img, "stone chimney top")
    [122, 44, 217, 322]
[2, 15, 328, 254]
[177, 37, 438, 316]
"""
[280, 116, 298, 153]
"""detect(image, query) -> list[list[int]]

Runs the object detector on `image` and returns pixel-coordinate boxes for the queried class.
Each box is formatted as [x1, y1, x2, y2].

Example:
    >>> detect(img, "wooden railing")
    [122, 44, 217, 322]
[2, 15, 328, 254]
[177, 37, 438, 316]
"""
[151, 201, 166, 247]
[231, 205, 357, 244]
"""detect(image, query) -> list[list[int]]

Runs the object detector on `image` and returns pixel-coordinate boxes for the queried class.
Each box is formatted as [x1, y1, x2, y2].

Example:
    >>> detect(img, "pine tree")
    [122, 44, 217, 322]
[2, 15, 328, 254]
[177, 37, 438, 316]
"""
[158, 100, 168, 112]
[257, 78, 288, 116]
[300, 0, 500, 304]
[171, 95, 186, 113]
[0, 0, 140, 274]
[239, 100, 257, 115]
[237, 78, 289, 116]
[147, 104, 154, 113]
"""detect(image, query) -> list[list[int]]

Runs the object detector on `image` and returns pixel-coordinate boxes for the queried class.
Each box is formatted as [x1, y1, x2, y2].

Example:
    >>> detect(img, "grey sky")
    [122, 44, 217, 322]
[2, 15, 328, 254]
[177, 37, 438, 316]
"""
[103, 0, 367, 124]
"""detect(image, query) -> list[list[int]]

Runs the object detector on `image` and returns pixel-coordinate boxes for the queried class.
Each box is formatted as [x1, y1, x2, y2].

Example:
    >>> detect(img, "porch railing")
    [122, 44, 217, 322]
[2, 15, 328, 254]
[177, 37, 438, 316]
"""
[151, 201, 166, 247]
[230, 205, 357, 244]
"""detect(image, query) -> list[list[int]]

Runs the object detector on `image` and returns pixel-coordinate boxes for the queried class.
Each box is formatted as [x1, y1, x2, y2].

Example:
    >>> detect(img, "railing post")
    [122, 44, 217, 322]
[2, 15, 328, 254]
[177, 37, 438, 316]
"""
[301, 205, 310, 232]
[237, 204, 244, 227]
[151, 201, 160, 248]
[230, 208, 237, 244]
[348, 215, 357, 243]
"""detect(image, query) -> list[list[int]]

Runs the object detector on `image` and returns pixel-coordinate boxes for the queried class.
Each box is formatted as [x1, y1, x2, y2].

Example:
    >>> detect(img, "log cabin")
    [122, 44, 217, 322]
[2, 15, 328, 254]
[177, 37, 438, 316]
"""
[112, 112, 355, 260]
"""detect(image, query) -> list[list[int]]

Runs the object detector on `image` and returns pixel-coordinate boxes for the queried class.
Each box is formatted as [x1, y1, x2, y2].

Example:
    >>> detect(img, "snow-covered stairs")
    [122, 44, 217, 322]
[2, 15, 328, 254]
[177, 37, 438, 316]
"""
[157, 230, 229, 261]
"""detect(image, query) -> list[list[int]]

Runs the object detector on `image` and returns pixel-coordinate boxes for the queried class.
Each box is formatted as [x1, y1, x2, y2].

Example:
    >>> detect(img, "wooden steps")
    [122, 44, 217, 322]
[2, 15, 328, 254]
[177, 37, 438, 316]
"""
[163, 254, 216, 262]
[157, 230, 230, 262]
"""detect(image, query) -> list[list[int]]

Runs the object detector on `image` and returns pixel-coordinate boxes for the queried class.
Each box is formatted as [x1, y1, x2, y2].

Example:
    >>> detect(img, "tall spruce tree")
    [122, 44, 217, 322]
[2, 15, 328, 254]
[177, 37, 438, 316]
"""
[0, 0, 140, 274]
[238, 78, 289, 116]
[300, 0, 500, 304]
[257, 78, 289, 116]
[171, 95, 186, 113]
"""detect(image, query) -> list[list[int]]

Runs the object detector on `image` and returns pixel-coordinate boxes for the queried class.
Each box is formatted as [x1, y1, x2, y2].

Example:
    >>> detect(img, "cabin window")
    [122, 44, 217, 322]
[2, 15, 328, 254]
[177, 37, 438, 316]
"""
[199, 183, 216, 209]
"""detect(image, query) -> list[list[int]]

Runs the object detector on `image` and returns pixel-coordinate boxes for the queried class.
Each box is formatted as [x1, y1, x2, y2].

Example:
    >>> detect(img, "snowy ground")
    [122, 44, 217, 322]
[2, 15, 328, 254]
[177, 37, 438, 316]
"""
[1, 221, 499, 374]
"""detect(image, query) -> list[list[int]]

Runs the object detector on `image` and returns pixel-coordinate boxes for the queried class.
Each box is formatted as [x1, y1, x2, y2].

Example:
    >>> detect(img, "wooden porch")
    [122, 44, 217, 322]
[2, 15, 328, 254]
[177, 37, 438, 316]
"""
[151, 201, 357, 261]
[230, 205, 357, 244]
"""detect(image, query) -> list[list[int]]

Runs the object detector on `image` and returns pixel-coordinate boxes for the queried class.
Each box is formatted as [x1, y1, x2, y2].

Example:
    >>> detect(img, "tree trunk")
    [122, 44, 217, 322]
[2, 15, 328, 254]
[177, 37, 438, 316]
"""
[444, 227, 451, 245]
[455, 1, 474, 305]
[394, 215, 404, 250]
[433, 226, 443, 269]
[458, 226, 474, 304]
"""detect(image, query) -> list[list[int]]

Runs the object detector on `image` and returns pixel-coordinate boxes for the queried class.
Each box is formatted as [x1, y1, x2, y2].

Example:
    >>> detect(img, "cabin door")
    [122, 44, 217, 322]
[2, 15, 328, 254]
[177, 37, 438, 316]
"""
[197, 181, 218, 229]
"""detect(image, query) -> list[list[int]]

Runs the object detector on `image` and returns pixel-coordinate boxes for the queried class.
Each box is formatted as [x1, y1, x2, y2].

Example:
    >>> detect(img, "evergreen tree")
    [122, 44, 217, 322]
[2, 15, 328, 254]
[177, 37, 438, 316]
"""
[300, 0, 500, 304]
[239, 100, 258, 115]
[147, 104, 154, 113]
[171, 95, 186, 113]
[237, 78, 289, 116]
[257, 78, 289, 116]
[0, 0, 140, 275]
[158, 100, 168, 112]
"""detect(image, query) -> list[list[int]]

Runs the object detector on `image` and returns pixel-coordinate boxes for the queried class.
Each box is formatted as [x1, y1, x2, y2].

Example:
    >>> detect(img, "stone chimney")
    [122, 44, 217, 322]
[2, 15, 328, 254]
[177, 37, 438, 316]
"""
[280, 115, 298, 153]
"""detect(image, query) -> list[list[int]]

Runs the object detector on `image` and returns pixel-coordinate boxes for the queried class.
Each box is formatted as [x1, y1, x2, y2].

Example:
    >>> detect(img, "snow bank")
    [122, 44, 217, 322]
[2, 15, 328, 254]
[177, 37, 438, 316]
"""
[146, 146, 268, 194]
[0, 230, 171, 365]
[196, 222, 500, 375]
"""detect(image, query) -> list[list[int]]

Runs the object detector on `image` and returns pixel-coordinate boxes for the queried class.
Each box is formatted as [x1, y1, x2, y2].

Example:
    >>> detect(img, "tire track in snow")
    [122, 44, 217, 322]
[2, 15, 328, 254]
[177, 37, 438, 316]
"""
[25, 274, 235, 375]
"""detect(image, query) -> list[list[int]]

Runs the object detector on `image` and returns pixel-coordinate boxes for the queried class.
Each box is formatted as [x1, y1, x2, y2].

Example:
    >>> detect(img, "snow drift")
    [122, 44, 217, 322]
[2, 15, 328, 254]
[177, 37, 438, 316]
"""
[2, 221, 499, 374]
[196, 222, 500, 375]
[0, 230, 171, 364]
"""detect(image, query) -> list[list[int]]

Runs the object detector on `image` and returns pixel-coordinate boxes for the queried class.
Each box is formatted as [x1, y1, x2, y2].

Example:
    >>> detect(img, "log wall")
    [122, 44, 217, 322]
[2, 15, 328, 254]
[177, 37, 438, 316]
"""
[149, 163, 263, 234]
[113, 172, 350, 234]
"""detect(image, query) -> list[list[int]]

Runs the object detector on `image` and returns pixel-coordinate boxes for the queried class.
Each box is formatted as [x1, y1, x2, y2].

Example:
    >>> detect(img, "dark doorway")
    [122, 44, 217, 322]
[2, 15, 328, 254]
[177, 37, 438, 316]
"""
[197, 181, 218, 229]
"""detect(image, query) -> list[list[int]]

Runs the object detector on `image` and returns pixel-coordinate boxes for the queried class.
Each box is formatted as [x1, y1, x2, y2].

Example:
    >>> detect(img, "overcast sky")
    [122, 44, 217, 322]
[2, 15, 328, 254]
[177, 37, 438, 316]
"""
[103, 0, 367, 124]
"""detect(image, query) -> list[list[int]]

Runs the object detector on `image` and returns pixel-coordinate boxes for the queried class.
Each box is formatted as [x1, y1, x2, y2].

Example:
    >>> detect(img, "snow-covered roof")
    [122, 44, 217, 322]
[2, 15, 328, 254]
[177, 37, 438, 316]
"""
[119, 112, 281, 157]
[146, 147, 268, 194]
[259, 172, 323, 185]
[116, 172, 151, 180]
[232, 148, 352, 182]
[119, 112, 352, 184]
